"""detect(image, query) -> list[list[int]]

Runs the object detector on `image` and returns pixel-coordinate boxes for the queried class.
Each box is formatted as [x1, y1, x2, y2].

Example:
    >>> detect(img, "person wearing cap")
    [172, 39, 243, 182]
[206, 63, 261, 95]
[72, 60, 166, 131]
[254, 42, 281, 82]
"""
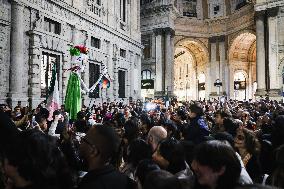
[185, 103, 210, 144]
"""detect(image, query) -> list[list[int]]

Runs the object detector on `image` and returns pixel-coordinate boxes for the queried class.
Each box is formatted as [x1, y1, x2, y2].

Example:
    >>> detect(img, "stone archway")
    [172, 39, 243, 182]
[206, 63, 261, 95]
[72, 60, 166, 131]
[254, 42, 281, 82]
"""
[229, 32, 256, 100]
[174, 40, 209, 101]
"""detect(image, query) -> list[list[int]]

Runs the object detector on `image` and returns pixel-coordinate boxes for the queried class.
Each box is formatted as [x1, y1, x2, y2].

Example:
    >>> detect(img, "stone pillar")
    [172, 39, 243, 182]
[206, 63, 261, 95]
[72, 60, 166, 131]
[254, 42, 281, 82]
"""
[267, 8, 282, 99]
[248, 62, 253, 100]
[129, 52, 135, 98]
[135, 53, 142, 99]
[205, 65, 211, 100]
[224, 63, 231, 98]
[255, 12, 267, 98]
[151, 33, 156, 58]
[164, 28, 175, 96]
[9, 1, 27, 107]
[209, 40, 218, 96]
[229, 66, 235, 99]
[28, 31, 43, 109]
[62, 52, 71, 104]
[106, 40, 114, 101]
[196, 0, 203, 19]
[126, 52, 132, 100]
[219, 39, 226, 95]
[154, 28, 163, 95]
[112, 44, 119, 99]
[192, 67, 198, 100]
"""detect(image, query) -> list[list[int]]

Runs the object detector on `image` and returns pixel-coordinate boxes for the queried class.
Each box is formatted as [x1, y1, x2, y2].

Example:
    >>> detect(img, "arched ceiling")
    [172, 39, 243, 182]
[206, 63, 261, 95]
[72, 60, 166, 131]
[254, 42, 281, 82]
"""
[175, 40, 209, 66]
[229, 33, 256, 62]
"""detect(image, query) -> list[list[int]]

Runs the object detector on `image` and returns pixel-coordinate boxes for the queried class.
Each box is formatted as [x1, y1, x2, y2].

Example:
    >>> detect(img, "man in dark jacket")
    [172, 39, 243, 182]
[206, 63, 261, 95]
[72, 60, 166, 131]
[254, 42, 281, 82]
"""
[78, 124, 135, 189]
[186, 103, 210, 144]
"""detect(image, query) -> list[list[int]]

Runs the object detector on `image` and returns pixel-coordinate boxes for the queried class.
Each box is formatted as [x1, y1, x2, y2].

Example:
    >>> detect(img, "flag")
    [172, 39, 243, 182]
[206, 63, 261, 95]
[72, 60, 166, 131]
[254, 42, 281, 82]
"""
[46, 65, 60, 121]
[98, 76, 110, 89]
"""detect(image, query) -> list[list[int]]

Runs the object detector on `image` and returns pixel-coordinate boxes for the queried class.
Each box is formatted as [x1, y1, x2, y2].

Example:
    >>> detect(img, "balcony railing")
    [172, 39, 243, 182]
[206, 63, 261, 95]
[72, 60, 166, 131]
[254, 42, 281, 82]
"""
[87, 1, 102, 17]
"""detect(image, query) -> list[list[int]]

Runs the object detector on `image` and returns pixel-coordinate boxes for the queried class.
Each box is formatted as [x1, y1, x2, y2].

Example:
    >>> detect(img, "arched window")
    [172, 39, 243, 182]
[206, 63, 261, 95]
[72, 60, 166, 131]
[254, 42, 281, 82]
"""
[142, 70, 152, 80]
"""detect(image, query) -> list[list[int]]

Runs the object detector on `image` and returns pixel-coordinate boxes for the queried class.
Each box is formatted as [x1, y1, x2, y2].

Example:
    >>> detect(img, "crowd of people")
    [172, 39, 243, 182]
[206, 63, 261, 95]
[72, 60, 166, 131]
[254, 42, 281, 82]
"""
[0, 98, 284, 189]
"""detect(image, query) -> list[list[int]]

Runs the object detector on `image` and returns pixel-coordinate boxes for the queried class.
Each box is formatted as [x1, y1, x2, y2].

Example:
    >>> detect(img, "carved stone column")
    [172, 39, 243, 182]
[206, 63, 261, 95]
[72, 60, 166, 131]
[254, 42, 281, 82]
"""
[267, 8, 282, 100]
[28, 30, 43, 109]
[154, 28, 164, 95]
[205, 65, 211, 100]
[112, 44, 119, 99]
[62, 52, 71, 104]
[209, 38, 218, 96]
[135, 53, 142, 99]
[126, 53, 132, 100]
[219, 37, 226, 95]
[9, 1, 27, 107]
[255, 11, 267, 98]
[224, 63, 231, 98]
[164, 27, 175, 97]
[151, 33, 156, 59]
[105, 40, 114, 101]
[129, 51, 135, 98]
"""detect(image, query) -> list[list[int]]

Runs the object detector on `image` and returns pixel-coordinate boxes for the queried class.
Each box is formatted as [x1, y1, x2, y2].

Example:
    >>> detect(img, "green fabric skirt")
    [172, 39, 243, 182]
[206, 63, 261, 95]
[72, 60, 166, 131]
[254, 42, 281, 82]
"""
[65, 72, 81, 120]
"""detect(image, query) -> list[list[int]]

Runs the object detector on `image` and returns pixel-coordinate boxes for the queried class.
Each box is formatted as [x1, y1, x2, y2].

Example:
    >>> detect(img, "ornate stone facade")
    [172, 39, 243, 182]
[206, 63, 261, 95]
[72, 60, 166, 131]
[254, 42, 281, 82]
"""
[141, 0, 284, 101]
[0, 0, 142, 107]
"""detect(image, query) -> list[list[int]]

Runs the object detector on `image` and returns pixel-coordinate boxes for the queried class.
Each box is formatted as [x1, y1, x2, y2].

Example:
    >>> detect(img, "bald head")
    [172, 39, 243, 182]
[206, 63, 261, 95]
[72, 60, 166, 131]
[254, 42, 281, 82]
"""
[148, 126, 167, 152]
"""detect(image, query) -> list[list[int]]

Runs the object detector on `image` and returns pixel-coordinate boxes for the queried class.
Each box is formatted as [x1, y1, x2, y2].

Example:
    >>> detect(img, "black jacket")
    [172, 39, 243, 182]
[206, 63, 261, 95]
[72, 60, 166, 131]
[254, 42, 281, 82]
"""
[78, 165, 136, 189]
[186, 116, 210, 144]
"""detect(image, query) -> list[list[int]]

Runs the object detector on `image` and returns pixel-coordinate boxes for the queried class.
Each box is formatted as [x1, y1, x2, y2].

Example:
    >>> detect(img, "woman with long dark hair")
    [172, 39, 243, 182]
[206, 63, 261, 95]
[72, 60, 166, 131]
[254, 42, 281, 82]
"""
[191, 140, 241, 189]
[234, 127, 262, 182]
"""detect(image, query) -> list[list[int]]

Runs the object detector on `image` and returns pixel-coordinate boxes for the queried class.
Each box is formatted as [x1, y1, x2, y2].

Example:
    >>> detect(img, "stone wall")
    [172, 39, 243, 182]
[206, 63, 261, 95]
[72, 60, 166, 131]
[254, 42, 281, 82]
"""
[0, 0, 142, 107]
[0, 0, 10, 100]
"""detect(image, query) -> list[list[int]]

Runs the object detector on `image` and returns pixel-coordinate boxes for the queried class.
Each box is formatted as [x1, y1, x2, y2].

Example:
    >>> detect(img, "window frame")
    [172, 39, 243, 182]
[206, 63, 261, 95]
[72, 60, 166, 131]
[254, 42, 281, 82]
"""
[141, 70, 152, 80]
[41, 52, 60, 98]
[91, 37, 101, 49]
[118, 70, 126, 98]
[120, 49, 127, 58]
[89, 63, 101, 99]
[120, 0, 127, 22]
[44, 18, 61, 35]
[182, 0, 197, 18]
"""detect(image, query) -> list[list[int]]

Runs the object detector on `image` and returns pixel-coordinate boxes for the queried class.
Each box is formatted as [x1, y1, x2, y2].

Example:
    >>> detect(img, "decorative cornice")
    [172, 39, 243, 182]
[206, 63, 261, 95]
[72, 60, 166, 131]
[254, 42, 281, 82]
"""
[141, 4, 174, 17]
[153, 27, 175, 36]
[255, 0, 284, 11]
